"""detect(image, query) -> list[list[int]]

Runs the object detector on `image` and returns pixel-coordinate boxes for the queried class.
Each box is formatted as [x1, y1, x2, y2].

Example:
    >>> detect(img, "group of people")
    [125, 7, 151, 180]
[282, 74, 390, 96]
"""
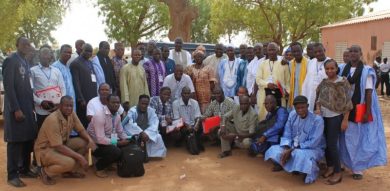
[374, 56, 390, 97]
[2, 36, 387, 187]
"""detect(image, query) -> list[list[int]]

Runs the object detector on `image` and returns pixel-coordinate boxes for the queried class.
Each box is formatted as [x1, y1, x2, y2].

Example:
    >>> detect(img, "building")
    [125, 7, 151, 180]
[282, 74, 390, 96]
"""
[321, 10, 390, 65]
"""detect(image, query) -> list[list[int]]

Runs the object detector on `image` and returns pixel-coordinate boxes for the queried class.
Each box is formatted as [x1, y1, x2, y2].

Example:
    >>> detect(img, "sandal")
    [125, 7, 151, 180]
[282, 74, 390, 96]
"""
[322, 172, 334, 178]
[39, 167, 56, 185]
[62, 172, 86, 178]
[7, 178, 26, 187]
[326, 176, 343, 185]
[352, 174, 363, 180]
[272, 164, 283, 172]
[218, 151, 232, 158]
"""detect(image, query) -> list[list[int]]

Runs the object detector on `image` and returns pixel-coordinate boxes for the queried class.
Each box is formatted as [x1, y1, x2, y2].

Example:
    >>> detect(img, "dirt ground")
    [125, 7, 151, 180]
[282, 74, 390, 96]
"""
[0, 98, 390, 191]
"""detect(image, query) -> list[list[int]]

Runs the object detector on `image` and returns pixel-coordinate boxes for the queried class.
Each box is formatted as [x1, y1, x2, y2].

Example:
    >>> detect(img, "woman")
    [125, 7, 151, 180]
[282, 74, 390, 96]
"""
[186, 50, 216, 113]
[315, 59, 352, 185]
[338, 45, 387, 180]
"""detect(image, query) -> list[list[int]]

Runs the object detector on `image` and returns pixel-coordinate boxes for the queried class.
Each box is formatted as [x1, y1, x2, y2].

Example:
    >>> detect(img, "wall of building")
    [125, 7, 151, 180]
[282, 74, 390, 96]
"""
[321, 19, 390, 65]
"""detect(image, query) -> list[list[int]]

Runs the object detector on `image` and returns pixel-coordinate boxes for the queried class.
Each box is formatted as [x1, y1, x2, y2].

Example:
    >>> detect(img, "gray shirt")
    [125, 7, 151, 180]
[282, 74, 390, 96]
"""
[172, 98, 201, 126]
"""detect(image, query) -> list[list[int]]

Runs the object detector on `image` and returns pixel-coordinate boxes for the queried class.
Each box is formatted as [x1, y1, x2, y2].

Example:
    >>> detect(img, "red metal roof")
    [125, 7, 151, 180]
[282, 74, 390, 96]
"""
[321, 9, 390, 29]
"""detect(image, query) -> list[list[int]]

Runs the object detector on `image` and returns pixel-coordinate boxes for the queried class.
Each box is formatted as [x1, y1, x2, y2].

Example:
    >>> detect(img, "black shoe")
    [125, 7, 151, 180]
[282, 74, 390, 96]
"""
[198, 145, 205, 152]
[19, 170, 38, 178]
[7, 178, 26, 187]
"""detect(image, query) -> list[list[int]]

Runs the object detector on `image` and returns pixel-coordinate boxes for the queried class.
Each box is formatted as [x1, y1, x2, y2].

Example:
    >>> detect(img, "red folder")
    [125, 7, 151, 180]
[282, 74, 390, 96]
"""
[202, 116, 221, 134]
[355, 104, 373, 123]
[276, 80, 285, 97]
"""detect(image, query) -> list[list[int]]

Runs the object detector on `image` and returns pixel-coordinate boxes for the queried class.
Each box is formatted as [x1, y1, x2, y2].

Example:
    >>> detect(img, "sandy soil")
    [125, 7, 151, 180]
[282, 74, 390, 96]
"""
[0, 98, 390, 191]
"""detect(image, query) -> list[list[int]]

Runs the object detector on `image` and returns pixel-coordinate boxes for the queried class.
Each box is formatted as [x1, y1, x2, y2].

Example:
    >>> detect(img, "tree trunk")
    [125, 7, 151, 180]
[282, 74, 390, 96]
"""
[160, 0, 198, 42]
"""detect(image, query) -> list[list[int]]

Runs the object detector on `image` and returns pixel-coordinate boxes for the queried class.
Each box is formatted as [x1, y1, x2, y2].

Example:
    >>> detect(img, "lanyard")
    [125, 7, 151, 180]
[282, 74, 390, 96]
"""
[81, 57, 95, 74]
[111, 113, 117, 134]
[40, 66, 51, 81]
[228, 59, 235, 74]
[16, 53, 30, 75]
[316, 61, 324, 74]
[269, 61, 275, 74]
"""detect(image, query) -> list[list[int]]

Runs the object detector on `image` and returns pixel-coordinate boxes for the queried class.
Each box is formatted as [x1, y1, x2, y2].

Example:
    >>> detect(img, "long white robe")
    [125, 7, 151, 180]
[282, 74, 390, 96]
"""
[123, 106, 167, 157]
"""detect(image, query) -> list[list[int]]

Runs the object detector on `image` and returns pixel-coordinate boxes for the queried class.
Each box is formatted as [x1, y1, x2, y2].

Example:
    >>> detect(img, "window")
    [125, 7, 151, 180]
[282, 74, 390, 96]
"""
[335, 42, 348, 63]
[371, 36, 377, 51]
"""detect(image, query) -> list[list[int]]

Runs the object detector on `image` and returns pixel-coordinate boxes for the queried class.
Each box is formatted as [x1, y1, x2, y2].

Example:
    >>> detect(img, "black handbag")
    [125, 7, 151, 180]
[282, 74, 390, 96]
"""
[117, 144, 145, 177]
[186, 132, 200, 155]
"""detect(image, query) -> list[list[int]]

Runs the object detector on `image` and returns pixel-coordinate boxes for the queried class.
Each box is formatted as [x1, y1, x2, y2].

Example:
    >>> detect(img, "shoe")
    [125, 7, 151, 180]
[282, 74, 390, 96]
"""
[352, 174, 363, 180]
[272, 164, 283, 172]
[62, 172, 86, 178]
[19, 170, 38, 178]
[39, 167, 56, 185]
[95, 170, 108, 178]
[7, 178, 26, 187]
[218, 151, 232, 158]
[198, 145, 205, 152]
[326, 176, 342, 185]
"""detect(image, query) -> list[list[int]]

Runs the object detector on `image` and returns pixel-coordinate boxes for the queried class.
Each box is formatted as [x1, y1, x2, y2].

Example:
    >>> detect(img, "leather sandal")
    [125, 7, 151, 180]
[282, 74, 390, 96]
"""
[218, 151, 232, 158]
[7, 178, 26, 187]
[39, 167, 56, 185]
[326, 177, 343, 185]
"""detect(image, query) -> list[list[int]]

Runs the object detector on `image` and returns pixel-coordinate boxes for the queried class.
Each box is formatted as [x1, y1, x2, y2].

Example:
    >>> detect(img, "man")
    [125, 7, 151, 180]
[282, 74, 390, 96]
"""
[203, 43, 227, 83]
[302, 42, 330, 112]
[161, 46, 176, 75]
[342, 49, 350, 65]
[172, 87, 203, 153]
[256, 42, 290, 120]
[120, 49, 149, 110]
[249, 95, 288, 156]
[149, 87, 174, 142]
[169, 37, 192, 67]
[143, 48, 166, 96]
[53, 44, 76, 109]
[145, 40, 157, 60]
[379, 57, 390, 97]
[31, 47, 66, 129]
[246, 43, 267, 95]
[163, 64, 195, 101]
[218, 45, 240, 97]
[283, 47, 293, 62]
[86, 83, 124, 122]
[264, 96, 325, 184]
[238, 44, 248, 61]
[3, 37, 38, 187]
[219, 95, 257, 158]
[201, 87, 235, 143]
[70, 43, 99, 127]
[306, 42, 315, 60]
[123, 95, 167, 158]
[374, 56, 382, 89]
[35, 96, 97, 185]
[87, 95, 129, 178]
[111, 42, 127, 95]
[236, 47, 255, 93]
[67, 39, 85, 65]
[92, 41, 116, 94]
[288, 42, 308, 108]
[234, 86, 249, 105]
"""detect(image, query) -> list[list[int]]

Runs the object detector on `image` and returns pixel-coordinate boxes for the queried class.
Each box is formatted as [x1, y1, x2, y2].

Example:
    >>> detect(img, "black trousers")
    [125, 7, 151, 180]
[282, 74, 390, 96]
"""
[7, 140, 34, 180]
[36, 114, 49, 131]
[76, 104, 88, 128]
[380, 72, 390, 96]
[93, 144, 122, 171]
[324, 115, 343, 173]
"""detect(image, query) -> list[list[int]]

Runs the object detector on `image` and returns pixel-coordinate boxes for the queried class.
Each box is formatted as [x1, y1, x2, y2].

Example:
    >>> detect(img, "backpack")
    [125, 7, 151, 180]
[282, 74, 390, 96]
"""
[117, 144, 145, 177]
[186, 132, 200, 155]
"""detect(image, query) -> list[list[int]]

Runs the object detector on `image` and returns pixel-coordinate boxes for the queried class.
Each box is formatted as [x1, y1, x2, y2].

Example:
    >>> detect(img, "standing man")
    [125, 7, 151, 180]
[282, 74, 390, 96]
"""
[31, 47, 66, 129]
[143, 48, 166, 96]
[111, 42, 127, 95]
[236, 47, 255, 93]
[256, 42, 290, 120]
[203, 43, 227, 83]
[3, 37, 38, 187]
[120, 49, 150, 110]
[70, 43, 98, 127]
[161, 46, 176, 75]
[218, 45, 240, 97]
[93, 41, 116, 94]
[379, 57, 390, 97]
[163, 64, 195, 101]
[238, 44, 248, 61]
[288, 42, 308, 108]
[306, 42, 315, 60]
[302, 43, 330, 112]
[169, 37, 192, 67]
[67, 39, 85, 65]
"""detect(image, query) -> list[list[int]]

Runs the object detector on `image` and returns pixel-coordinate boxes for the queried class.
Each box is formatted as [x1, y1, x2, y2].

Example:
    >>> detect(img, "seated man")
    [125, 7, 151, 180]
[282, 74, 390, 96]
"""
[264, 96, 325, 184]
[201, 86, 235, 144]
[249, 95, 288, 156]
[34, 96, 97, 185]
[123, 95, 167, 158]
[219, 95, 257, 158]
[149, 87, 174, 143]
[172, 86, 203, 154]
[87, 83, 124, 122]
[87, 95, 130, 178]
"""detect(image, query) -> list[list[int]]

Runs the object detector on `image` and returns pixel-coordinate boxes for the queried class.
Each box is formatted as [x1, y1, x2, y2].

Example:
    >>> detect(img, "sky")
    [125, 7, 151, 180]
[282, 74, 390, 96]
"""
[52, 0, 390, 49]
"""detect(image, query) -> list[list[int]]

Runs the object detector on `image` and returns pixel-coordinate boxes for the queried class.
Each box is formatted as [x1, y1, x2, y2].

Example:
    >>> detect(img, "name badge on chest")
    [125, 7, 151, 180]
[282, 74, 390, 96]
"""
[91, 74, 97, 82]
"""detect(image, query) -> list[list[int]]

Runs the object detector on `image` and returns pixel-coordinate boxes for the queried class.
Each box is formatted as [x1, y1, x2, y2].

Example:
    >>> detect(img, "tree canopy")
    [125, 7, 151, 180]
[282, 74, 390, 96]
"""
[97, 0, 170, 48]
